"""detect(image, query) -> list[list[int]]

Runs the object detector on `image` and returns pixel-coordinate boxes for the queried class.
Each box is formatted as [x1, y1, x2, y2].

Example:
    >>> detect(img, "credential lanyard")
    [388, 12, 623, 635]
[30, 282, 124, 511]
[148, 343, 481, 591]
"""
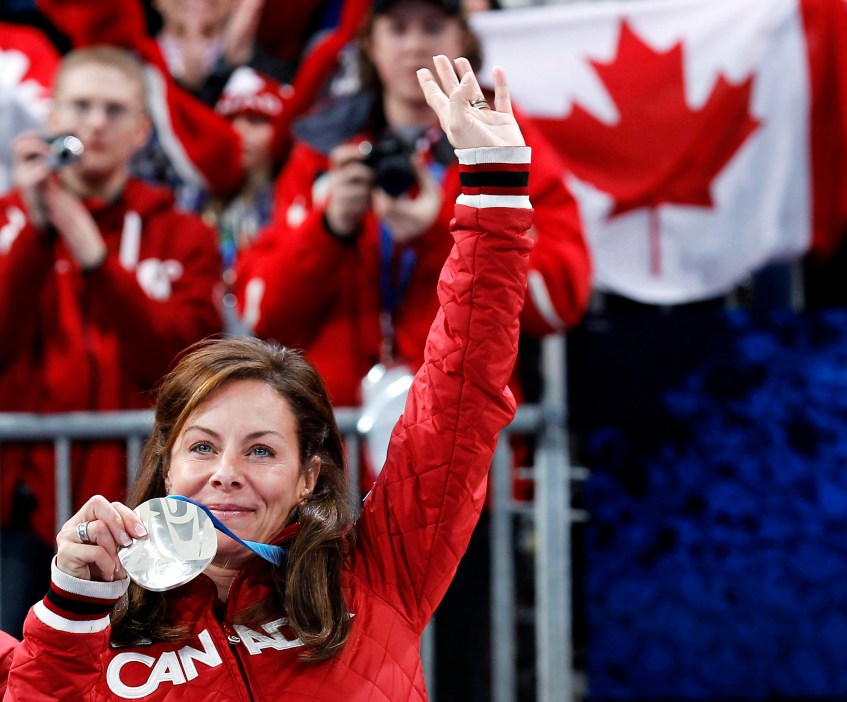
[167, 495, 287, 566]
[378, 160, 446, 363]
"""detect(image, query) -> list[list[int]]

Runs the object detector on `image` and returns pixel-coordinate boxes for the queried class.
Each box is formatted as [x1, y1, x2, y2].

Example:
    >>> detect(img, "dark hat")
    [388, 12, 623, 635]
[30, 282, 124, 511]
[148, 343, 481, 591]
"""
[372, 0, 461, 16]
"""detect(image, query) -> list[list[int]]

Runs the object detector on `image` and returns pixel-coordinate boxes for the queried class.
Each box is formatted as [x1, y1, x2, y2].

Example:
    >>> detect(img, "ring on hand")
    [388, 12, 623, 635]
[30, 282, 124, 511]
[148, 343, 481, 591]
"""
[76, 521, 93, 545]
[470, 98, 491, 110]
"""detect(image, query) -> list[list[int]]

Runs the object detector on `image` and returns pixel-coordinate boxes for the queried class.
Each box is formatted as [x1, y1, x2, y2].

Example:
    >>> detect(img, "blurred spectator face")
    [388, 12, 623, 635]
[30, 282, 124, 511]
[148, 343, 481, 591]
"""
[232, 114, 274, 173]
[216, 67, 288, 174]
[462, 0, 493, 12]
[48, 62, 151, 185]
[155, 0, 234, 35]
[367, 0, 464, 106]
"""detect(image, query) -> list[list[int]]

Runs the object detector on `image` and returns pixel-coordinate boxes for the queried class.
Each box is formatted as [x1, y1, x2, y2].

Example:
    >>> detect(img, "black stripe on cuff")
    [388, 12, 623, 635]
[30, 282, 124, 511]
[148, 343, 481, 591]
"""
[460, 171, 530, 189]
[46, 588, 116, 617]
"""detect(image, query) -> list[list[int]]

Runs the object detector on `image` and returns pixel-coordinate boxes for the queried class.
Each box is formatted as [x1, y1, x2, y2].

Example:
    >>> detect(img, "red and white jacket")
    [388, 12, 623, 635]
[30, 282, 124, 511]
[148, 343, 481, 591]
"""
[0, 630, 15, 698]
[0, 178, 222, 544]
[4, 147, 533, 701]
[235, 111, 590, 408]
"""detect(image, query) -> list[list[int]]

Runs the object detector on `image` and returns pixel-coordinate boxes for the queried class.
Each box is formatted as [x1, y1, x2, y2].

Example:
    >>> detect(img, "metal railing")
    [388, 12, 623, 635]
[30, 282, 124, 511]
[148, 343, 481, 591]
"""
[0, 337, 583, 701]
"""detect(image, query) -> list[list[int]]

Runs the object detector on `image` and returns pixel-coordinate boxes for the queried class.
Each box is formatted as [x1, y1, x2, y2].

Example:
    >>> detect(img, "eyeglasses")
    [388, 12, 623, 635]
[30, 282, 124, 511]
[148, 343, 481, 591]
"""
[55, 99, 142, 125]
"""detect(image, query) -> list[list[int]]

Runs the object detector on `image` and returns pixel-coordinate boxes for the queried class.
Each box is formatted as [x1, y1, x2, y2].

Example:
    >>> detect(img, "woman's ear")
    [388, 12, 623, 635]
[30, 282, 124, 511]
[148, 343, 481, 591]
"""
[302, 456, 321, 496]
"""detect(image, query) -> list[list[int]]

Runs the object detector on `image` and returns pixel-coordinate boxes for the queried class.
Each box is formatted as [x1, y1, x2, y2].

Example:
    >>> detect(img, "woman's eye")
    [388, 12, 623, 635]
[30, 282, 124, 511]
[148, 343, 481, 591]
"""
[251, 445, 274, 457]
[190, 442, 213, 454]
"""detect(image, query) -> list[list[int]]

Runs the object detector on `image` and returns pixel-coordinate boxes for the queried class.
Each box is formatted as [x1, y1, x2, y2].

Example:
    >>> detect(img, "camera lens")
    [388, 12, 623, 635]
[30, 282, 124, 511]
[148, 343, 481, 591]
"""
[363, 135, 417, 198]
[46, 134, 84, 170]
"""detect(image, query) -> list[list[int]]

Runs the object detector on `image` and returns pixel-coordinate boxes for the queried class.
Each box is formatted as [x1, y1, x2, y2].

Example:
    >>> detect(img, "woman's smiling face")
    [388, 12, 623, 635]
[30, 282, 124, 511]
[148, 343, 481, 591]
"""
[165, 378, 319, 566]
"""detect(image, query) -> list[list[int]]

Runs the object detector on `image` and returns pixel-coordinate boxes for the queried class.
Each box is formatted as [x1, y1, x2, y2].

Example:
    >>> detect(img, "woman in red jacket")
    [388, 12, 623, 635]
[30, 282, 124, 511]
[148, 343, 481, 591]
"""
[4, 55, 535, 700]
[234, 0, 591, 411]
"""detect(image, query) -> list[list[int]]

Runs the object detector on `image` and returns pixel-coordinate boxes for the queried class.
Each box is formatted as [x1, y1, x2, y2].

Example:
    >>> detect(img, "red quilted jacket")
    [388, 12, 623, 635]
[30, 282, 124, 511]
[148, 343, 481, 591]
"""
[3, 147, 533, 701]
[0, 630, 15, 698]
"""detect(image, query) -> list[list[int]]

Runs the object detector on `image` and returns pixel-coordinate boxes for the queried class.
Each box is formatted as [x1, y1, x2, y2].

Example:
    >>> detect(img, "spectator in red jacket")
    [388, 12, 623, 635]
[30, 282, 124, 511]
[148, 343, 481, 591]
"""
[0, 45, 222, 639]
[2, 55, 534, 699]
[235, 0, 590, 409]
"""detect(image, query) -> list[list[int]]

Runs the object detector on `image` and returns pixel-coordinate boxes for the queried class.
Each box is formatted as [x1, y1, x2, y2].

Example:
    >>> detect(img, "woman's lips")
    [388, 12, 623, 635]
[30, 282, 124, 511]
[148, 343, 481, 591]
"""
[207, 504, 254, 518]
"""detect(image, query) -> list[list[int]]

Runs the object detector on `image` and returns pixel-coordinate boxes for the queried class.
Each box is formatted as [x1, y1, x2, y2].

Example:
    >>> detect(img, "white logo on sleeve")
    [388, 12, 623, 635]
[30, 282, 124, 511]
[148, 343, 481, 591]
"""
[136, 258, 184, 300]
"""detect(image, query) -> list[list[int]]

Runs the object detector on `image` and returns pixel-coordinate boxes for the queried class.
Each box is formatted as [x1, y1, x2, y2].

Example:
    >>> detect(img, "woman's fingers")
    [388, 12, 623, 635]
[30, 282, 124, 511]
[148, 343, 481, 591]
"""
[56, 496, 146, 581]
[86, 496, 135, 547]
[433, 54, 461, 95]
[416, 67, 450, 125]
[114, 501, 147, 540]
[453, 57, 486, 105]
[491, 65, 513, 115]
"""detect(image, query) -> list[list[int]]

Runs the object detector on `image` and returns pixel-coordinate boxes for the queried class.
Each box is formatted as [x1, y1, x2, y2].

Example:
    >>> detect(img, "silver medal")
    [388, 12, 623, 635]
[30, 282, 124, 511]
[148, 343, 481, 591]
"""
[118, 497, 217, 592]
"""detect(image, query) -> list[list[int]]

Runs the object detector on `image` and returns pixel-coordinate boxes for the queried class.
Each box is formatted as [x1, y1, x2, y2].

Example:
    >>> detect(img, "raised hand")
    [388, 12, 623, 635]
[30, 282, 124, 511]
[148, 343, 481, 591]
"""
[416, 55, 524, 150]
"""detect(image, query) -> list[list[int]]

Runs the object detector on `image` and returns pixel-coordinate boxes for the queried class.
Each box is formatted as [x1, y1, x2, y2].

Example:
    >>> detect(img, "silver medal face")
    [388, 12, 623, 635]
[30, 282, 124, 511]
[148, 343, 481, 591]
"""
[118, 497, 217, 592]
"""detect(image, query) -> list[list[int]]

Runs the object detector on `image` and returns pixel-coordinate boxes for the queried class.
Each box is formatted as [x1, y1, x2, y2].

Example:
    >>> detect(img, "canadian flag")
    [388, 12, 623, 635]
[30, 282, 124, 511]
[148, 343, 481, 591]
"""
[472, 0, 847, 303]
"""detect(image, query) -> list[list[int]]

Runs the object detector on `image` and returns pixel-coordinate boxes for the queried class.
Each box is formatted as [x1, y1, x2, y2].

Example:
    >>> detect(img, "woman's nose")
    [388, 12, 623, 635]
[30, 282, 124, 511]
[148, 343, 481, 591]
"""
[209, 452, 244, 487]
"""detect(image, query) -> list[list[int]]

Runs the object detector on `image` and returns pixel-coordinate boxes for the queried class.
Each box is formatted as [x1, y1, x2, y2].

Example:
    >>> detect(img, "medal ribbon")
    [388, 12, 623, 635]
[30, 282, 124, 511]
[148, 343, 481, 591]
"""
[167, 495, 288, 566]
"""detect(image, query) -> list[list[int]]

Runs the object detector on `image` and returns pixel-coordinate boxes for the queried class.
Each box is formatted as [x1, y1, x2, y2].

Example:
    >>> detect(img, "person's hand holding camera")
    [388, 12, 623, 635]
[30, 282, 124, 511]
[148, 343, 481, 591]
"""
[10, 130, 106, 270]
[372, 153, 442, 244]
[11, 130, 53, 231]
[42, 182, 107, 272]
[324, 142, 375, 239]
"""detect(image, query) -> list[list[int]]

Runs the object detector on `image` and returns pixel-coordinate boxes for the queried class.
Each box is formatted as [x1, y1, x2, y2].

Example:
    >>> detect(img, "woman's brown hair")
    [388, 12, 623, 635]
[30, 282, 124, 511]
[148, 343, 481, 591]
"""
[111, 336, 355, 661]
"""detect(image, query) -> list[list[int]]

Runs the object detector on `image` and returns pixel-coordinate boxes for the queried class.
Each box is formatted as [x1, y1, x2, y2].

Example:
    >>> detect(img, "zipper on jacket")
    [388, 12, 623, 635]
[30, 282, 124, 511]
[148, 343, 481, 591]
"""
[220, 570, 264, 701]
[215, 619, 257, 702]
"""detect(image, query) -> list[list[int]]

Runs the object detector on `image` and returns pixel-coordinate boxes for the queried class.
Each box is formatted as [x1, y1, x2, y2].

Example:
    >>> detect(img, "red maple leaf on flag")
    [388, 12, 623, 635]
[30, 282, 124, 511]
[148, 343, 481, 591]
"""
[534, 21, 761, 274]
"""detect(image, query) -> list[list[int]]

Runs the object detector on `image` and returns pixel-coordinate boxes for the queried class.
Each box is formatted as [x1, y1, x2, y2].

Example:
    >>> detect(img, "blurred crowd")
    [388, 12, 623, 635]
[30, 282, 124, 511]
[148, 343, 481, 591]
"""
[0, 1, 590, 699]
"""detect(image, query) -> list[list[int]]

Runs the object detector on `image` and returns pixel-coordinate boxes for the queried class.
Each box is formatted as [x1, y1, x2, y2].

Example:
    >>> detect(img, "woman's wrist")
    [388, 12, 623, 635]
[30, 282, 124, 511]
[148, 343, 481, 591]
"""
[455, 147, 532, 210]
[32, 557, 129, 634]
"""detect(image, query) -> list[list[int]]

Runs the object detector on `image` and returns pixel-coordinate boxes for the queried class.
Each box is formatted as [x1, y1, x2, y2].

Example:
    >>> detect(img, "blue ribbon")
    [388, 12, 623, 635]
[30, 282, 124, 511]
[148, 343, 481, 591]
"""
[167, 495, 287, 566]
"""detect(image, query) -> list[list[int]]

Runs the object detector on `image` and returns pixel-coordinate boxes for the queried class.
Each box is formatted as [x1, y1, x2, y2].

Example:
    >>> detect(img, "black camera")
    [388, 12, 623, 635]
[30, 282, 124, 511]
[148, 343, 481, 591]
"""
[45, 134, 84, 171]
[361, 134, 417, 198]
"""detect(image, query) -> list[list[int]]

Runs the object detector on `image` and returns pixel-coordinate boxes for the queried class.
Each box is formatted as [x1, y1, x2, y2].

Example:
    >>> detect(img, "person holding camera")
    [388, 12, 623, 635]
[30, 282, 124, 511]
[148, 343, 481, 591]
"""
[234, 0, 591, 412]
[0, 46, 222, 638]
